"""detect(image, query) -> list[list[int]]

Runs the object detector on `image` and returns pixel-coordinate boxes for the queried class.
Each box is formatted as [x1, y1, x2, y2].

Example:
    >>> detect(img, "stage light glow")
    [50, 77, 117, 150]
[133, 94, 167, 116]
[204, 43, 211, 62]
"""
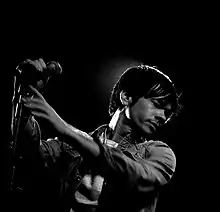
[97, 57, 142, 97]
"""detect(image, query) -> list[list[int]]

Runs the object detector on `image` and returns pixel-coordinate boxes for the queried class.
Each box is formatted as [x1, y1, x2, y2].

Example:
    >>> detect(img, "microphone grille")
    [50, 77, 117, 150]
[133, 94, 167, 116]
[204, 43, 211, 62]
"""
[47, 61, 63, 75]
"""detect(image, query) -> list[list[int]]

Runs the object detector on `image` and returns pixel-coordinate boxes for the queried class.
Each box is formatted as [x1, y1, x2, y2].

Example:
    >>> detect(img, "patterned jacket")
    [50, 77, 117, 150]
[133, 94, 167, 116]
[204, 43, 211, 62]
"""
[18, 117, 176, 212]
[85, 124, 176, 212]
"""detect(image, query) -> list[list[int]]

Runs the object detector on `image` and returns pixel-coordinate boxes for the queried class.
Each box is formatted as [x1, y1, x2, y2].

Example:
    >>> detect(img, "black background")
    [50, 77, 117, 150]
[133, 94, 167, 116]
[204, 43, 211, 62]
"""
[1, 7, 208, 211]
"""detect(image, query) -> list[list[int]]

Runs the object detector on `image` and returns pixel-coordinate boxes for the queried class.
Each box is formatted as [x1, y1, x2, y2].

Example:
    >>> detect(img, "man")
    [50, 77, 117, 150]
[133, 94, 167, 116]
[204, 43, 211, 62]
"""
[21, 59, 182, 212]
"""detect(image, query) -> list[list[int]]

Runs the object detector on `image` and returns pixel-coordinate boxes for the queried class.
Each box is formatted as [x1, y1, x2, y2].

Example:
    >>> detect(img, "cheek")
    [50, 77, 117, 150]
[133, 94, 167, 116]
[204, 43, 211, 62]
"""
[130, 101, 149, 123]
[130, 105, 153, 134]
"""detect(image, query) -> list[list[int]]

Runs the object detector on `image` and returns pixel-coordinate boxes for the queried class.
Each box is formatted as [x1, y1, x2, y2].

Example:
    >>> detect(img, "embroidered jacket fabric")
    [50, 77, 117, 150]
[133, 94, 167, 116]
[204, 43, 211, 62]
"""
[21, 116, 83, 212]
[22, 117, 176, 212]
[88, 124, 176, 212]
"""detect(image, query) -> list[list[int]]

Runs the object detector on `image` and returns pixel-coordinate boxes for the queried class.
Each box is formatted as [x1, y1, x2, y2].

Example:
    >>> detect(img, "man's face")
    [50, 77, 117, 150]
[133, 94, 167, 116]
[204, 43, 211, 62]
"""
[129, 96, 172, 135]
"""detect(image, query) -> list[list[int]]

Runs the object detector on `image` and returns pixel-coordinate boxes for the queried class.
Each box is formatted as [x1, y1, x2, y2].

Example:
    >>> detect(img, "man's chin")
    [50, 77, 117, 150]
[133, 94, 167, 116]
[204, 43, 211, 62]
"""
[136, 124, 155, 138]
[131, 122, 156, 139]
[143, 122, 156, 134]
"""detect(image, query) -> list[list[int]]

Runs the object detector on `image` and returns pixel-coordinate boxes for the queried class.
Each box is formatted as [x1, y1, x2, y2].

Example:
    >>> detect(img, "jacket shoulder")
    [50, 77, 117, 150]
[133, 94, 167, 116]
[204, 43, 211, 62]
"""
[141, 140, 176, 172]
[89, 124, 108, 137]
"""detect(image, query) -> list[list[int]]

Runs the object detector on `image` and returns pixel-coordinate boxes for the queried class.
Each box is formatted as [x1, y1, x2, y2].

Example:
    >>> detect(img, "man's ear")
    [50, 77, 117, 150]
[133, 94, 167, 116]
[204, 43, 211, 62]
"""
[120, 91, 132, 106]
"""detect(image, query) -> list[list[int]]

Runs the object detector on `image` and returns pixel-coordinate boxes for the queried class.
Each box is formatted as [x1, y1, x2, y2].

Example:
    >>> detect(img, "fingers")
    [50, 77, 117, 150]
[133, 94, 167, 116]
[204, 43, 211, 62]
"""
[31, 111, 48, 119]
[28, 85, 46, 101]
[23, 96, 42, 104]
[25, 58, 47, 72]
[23, 101, 47, 112]
[23, 94, 48, 112]
[38, 58, 47, 69]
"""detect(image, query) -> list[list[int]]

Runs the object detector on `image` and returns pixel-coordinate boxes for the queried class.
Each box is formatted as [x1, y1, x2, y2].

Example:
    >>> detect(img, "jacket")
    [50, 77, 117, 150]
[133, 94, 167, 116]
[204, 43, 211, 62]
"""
[18, 117, 176, 212]
[87, 124, 176, 212]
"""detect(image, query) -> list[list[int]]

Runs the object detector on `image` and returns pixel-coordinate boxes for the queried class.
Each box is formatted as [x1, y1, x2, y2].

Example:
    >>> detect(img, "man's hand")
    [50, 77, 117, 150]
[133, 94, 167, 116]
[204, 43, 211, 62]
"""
[24, 58, 47, 72]
[23, 85, 68, 135]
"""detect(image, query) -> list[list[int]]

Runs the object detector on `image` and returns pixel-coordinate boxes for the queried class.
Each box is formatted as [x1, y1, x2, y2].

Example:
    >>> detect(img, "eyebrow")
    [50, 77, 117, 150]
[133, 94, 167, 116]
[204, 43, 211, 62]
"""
[150, 94, 170, 99]
[150, 97, 172, 110]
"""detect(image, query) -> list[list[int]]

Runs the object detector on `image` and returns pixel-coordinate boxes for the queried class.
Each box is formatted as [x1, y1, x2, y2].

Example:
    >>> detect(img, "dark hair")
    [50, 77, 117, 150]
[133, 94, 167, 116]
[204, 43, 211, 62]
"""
[109, 65, 182, 120]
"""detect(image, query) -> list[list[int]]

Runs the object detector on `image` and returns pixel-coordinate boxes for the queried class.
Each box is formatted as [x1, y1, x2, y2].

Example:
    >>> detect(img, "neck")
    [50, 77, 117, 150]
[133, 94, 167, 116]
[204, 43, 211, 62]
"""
[109, 108, 151, 143]
[109, 108, 134, 143]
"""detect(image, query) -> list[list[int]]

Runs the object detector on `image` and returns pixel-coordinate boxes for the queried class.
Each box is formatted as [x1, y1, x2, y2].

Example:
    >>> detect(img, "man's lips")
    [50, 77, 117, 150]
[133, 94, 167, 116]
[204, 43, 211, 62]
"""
[144, 121, 158, 129]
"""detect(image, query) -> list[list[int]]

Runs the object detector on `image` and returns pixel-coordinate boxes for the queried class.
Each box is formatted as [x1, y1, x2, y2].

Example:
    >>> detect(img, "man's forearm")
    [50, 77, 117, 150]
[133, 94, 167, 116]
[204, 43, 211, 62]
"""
[63, 124, 100, 158]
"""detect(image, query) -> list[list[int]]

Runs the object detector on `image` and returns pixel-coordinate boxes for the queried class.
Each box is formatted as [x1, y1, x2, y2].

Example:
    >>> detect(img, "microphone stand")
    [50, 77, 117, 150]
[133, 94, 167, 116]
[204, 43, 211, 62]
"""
[10, 75, 26, 191]
[9, 72, 35, 192]
[9, 60, 61, 192]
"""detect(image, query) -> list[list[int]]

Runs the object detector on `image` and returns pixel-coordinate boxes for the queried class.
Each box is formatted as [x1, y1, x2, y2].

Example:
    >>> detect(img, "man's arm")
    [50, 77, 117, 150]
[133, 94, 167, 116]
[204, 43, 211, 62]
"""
[91, 140, 176, 188]
[62, 124, 100, 158]
[23, 85, 101, 160]
[23, 114, 81, 171]
[23, 85, 176, 189]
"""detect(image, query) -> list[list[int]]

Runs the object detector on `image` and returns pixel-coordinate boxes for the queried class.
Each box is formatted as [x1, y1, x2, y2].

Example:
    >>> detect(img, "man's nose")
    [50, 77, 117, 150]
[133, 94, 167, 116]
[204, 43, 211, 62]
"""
[154, 110, 167, 121]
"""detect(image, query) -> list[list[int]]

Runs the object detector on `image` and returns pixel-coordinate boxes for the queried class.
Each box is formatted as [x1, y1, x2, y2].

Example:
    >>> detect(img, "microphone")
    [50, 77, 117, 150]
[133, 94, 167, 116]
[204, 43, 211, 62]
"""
[46, 61, 63, 75]
[41, 61, 63, 85]
[15, 59, 63, 91]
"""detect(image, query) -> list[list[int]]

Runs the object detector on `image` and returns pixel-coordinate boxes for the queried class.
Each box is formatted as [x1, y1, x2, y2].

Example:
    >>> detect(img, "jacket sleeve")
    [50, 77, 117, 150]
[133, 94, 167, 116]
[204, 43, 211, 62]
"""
[22, 115, 64, 163]
[39, 138, 82, 174]
[93, 140, 176, 188]
[39, 138, 63, 166]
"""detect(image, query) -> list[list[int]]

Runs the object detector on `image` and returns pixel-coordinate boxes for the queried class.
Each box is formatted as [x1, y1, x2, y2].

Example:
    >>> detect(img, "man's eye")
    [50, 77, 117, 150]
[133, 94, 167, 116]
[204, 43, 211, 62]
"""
[152, 100, 161, 108]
